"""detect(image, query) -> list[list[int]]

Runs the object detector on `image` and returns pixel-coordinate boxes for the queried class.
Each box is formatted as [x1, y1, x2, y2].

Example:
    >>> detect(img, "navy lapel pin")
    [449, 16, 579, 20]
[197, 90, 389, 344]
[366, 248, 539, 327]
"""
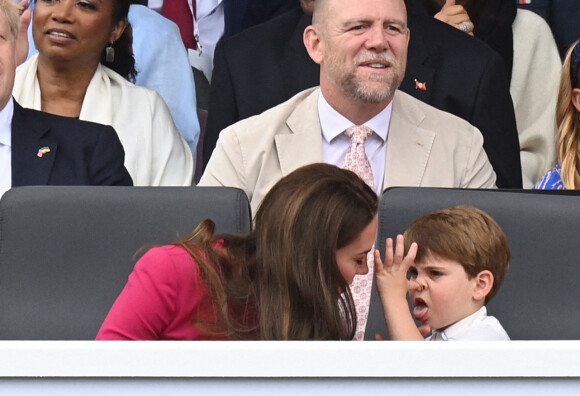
[37, 147, 50, 158]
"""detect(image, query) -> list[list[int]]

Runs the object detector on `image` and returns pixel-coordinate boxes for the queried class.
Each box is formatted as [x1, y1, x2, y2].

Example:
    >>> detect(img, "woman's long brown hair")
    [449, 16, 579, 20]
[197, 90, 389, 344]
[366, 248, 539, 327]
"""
[175, 163, 378, 340]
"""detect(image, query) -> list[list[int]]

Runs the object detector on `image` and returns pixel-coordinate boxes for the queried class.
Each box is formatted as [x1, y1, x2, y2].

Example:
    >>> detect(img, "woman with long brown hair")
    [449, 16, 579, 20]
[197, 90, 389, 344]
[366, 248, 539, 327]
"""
[97, 163, 378, 340]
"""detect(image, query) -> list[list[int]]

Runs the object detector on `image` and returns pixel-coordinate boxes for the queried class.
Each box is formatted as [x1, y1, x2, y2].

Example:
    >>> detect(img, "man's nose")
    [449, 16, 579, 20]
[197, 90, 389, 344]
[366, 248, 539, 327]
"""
[364, 25, 389, 51]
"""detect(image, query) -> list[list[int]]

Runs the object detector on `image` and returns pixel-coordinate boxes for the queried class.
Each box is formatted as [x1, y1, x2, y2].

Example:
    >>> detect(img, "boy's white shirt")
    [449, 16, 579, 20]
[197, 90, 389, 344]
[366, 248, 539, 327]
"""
[426, 306, 510, 341]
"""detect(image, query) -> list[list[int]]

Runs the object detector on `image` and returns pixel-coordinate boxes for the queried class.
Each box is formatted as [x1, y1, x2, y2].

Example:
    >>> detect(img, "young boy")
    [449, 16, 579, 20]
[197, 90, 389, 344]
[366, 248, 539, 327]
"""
[374, 206, 511, 341]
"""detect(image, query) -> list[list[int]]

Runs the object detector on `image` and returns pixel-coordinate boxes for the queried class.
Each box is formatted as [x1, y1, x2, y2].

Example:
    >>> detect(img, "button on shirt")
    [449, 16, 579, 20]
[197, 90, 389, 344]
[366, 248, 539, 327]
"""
[319, 93, 390, 194]
[0, 99, 14, 198]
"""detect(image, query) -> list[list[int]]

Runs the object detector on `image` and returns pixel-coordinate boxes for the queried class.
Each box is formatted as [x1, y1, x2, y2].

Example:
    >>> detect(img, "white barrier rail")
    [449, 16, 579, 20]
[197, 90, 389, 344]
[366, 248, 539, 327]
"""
[1, 341, 579, 394]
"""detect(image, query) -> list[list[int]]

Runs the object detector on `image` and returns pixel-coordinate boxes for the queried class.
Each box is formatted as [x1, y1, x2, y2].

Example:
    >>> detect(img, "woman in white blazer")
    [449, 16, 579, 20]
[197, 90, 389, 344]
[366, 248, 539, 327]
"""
[13, 0, 193, 186]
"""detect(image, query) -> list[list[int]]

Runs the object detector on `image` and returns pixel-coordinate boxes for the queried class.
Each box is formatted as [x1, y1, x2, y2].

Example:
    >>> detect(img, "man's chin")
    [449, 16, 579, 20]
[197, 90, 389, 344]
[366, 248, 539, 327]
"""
[351, 79, 400, 103]
[352, 88, 394, 104]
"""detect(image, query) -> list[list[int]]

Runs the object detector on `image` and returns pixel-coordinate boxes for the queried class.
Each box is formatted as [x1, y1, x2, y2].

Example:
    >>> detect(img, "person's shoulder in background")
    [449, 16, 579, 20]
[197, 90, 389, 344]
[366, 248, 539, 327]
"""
[517, 0, 580, 58]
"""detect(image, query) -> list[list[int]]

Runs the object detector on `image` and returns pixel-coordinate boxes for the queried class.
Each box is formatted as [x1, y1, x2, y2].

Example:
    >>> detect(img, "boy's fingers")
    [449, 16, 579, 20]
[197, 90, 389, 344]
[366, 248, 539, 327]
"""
[408, 279, 421, 292]
[419, 325, 432, 337]
[406, 242, 418, 261]
[394, 234, 405, 262]
[384, 238, 394, 267]
[373, 249, 383, 271]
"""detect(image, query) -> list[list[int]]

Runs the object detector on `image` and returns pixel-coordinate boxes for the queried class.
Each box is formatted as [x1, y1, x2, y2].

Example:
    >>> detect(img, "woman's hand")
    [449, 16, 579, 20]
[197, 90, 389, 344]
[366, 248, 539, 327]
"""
[434, 0, 474, 36]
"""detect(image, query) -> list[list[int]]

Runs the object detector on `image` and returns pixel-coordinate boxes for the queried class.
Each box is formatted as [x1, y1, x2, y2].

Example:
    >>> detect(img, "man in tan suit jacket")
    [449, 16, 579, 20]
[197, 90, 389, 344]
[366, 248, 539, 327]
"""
[199, 0, 496, 214]
[200, 87, 496, 213]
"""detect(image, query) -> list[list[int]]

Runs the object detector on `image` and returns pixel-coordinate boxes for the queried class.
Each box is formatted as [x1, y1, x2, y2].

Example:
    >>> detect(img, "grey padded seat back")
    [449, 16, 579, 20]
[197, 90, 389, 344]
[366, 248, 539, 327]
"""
[365, 187, 580, 340]
[0, 186, 251, 340]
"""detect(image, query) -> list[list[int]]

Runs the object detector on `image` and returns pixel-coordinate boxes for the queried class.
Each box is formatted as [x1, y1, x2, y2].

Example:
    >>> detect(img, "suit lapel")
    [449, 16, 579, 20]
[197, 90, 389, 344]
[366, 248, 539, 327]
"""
[275, 89, 323, 177]
[384, 91, 435, 189]
[11, 101, 58, 187]
[399, 11, 435, 104]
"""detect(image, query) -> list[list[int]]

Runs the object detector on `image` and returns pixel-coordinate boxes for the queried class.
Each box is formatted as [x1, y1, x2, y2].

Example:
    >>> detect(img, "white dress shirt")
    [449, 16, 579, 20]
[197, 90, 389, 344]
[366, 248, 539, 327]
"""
[149, 0, 224, 75]
[319, 93, 390, 194]
[426, 306, 510, 341]
[0, 99, 14, 198]
[193, 0, 224, 64]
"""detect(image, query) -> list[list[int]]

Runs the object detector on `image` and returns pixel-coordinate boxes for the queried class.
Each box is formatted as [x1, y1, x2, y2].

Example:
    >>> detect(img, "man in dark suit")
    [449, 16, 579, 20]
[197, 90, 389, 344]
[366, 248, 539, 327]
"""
[10, 104, 133, 189]
[203, 0, 522, 188]
[517, 0, 580, 58]
[223, 0, 300, 37]
[0, 0, 131, 197]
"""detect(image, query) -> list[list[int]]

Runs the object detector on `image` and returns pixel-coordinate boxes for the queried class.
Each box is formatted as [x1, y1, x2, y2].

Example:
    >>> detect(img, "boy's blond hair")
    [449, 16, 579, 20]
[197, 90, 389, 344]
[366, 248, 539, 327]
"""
[404, 206, 510, 303]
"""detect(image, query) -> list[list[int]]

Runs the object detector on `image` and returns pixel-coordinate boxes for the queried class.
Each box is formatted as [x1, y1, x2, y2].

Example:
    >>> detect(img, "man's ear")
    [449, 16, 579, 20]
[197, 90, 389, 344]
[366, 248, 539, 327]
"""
[303, 25, 323, 65]
[472, 270, 493, 302]
[571, 88, 580, 113]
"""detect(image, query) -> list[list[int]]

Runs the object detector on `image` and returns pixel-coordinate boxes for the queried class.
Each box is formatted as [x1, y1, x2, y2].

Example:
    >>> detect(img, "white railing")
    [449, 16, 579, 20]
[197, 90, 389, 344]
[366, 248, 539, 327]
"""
[1, 341, 579, 394]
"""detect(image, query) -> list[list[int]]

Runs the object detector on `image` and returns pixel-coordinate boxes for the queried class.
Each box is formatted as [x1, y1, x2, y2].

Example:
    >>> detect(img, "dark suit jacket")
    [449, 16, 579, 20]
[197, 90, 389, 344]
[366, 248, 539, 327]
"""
[205, 6, 522, 188]
[517, 0, 580, 58]
[223, 0, 300, 37]
[11, 101, 133, 187]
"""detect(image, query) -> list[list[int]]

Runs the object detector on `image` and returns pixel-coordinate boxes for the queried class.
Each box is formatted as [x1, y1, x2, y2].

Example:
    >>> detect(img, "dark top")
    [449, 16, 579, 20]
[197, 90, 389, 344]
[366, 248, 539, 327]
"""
[517, 0, 580, 58]
[11, 100, 133, 187]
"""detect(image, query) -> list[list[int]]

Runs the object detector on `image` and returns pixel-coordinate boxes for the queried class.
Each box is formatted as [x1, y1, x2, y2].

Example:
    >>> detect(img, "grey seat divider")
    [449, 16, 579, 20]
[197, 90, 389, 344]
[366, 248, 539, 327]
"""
[365, 187, 580, 340]
[0, 186, 251, 340]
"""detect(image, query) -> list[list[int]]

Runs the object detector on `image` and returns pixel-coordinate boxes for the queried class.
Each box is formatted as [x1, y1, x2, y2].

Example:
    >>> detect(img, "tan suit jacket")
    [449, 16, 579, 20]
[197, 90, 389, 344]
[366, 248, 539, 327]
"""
[199, 88, 496, 214]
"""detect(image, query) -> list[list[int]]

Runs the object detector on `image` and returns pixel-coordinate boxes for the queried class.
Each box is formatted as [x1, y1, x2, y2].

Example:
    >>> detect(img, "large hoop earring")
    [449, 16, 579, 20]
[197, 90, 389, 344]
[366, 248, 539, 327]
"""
[105, 42, 115, 63]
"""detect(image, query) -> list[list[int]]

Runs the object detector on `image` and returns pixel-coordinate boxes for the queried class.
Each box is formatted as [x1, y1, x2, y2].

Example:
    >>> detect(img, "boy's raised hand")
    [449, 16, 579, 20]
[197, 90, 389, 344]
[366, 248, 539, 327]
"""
[374, 234, 418, 300]
[374, 235, 426, 340]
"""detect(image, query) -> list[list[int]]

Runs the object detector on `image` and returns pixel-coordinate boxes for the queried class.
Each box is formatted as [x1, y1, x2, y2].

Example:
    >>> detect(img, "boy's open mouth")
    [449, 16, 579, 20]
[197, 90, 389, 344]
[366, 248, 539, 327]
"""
[413, 298, 429, 322]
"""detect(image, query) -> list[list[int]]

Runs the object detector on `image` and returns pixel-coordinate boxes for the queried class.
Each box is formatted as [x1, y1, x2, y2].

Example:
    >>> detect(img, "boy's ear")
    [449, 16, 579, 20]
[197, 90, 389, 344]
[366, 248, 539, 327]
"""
[472, 270, 494, 301]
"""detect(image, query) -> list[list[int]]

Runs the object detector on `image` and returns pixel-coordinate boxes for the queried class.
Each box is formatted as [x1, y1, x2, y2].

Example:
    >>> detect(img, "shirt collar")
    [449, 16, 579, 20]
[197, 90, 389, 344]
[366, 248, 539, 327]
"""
[195, 0, 223, 17]
[0, 98, 14, 147]
[318, 92, 391, 144]
[435, 306, 488, 341]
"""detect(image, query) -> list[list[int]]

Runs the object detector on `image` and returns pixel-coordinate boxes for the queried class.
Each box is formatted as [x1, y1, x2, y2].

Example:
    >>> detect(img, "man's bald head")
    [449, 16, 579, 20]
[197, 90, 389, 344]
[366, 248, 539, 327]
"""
[300, 0, 315, 16]
[311, 0, 329, 27]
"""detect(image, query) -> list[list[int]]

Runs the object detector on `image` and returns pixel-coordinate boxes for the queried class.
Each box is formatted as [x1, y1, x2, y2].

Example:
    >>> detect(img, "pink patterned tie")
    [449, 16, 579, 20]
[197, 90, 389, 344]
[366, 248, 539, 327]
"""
[341, 125, 375, 340]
